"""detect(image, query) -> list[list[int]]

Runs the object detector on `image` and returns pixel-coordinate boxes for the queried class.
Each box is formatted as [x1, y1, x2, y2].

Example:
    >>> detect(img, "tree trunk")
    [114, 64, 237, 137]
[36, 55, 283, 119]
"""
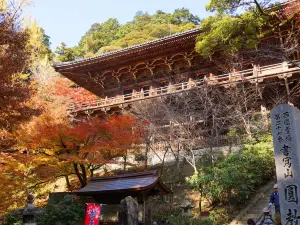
[199, 193, 202, 216]
[90, 168, 94, 177]
[144, 142, 149, 170]
[159, 145, 169, 176]
[73, 163, 88, 187]
[123, 155, 127, 171]
[80, 163, 87, 186]
[65, 175, 71, 189]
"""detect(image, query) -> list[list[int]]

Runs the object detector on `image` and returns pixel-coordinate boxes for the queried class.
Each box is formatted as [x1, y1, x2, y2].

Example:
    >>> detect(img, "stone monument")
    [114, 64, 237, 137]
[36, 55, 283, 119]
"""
[271, 104, 300, 225]
[23, 194, 36, 225]
[118, 196, 138, 225]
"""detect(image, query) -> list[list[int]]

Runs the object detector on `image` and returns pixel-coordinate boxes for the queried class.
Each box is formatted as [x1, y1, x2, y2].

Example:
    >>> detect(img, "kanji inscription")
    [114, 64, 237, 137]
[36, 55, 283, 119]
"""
[271, 105, 300, 225]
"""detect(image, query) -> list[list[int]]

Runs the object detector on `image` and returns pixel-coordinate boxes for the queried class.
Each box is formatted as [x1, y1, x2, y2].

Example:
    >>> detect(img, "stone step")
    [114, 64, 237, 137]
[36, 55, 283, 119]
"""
[249, 207, 269, 212]
[242, 213, 260, 218]
[247, 210, 267, 215]
[228, 181, 276, 225]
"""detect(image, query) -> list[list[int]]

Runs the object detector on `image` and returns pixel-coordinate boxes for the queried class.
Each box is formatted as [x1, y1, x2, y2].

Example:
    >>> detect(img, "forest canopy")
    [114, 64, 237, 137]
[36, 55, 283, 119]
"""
[55, 8, 201, 61]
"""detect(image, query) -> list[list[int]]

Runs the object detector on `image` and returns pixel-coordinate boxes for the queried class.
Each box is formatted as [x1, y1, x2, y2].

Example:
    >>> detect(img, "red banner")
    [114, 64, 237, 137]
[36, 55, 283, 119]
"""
[84, 203, 101, 225]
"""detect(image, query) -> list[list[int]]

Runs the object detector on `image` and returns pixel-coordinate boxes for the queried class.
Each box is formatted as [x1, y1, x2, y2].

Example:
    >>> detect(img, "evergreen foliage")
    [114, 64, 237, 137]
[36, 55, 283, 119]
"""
[186, 135, 276, 207]
[3, 212, 22, 225]
[55, 8, 201, 61]
[37, 195, 85, 225]
[196, 0, 299, 59]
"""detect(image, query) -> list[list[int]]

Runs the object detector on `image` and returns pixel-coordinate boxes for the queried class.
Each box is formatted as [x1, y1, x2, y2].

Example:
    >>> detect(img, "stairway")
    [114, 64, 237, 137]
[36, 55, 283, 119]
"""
[229, 181, 276, 225]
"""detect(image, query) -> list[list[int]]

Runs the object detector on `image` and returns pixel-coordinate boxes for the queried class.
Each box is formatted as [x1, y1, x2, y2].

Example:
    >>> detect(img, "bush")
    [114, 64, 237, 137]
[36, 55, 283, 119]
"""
[152, 203, 180, 223]
[164, 214, 203, 225]
[153, 208, 228, 225]
[187, 135, 275, 207]
[3, 212, 22, 225]
[205, 208, 229, 225]
[37, 195, 85, 225]
[152, 203, 203, 225]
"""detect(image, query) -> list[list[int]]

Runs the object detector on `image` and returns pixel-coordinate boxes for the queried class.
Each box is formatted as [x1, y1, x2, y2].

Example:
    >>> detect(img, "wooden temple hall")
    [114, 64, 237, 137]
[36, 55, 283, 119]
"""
[53, 0, 300, 115]
[76, 171, 172, 224]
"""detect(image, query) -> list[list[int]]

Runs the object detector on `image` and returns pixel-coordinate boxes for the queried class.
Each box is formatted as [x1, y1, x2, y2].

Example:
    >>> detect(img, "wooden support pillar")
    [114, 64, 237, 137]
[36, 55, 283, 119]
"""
[187, 77, 194, 88]
[149, 85, 156, 96]
[167, 82, 173, 93]
[143, 193, 146, 224]
[146, 207, 152, 225]
[143, 193, 152, 225]
[282, 61, 288, 71]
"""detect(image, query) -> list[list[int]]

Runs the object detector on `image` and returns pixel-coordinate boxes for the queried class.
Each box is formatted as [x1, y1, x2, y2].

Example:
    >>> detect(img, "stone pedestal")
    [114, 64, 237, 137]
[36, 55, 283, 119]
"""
[271, 104, 300, 225]
[118, 196, 138, 225]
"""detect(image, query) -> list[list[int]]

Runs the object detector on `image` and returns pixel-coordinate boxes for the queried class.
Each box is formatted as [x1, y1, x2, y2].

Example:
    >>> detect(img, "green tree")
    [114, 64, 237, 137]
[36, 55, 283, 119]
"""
[98, 45, 122, 53]
[196, 0, 299, 60]
[206, 0, 272, 15]
[113, 31, 155, 48]
[72, 9, 201, 58]
[151, 10, 173, 24]
[55, 42, 75, 62]
[195, 11, 266, 58]
[172, 8, 201, 25]
[79, 18, 121, 55]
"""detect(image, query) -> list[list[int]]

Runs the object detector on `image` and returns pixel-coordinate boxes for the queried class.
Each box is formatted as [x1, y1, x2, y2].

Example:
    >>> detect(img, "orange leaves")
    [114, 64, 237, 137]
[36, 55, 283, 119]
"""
[0, 129, 16, 149]
[18, 113, 144, 185]
[17, 114, 63, 150]
[16, 108, 146, 191]
[52, 76, 98, 104]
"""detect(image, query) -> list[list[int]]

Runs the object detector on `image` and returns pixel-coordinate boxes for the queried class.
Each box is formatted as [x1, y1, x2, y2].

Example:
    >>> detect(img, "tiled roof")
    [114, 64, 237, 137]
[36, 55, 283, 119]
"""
[53, 28, 201, 69]
[52, 1, 297, 71]
[76, 171, 171, 194]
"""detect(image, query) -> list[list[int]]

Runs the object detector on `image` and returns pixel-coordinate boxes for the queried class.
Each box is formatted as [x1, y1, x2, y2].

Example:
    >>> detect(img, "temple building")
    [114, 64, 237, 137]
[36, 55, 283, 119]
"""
[51, 2, 300, 222]
[53, 1, 300, 115]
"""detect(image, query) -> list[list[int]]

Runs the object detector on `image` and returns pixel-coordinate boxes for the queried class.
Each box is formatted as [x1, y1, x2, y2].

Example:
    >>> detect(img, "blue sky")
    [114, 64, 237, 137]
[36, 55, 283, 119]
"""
[24, 0, 211, 50]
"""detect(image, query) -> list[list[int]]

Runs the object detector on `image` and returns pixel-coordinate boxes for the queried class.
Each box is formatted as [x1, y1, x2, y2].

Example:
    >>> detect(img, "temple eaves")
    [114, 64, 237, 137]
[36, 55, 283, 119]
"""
[52, 27, 202, 72]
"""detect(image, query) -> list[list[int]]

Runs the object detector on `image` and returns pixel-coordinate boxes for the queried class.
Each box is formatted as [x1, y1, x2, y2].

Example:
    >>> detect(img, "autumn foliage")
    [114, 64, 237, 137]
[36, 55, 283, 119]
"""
[18, 114, 144, 188]
[0, 0, 33, 149]
[52, 77, 98, 104]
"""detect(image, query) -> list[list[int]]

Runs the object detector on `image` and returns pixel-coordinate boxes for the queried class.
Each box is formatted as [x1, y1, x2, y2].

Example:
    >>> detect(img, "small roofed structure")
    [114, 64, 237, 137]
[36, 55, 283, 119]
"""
[76, 170, 172, 204]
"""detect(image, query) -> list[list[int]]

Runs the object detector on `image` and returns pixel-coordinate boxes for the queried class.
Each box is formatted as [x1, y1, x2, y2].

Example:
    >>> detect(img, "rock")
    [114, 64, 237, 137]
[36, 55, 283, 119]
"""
[118, 196, 139, 225]
[180, 199, 194, 210]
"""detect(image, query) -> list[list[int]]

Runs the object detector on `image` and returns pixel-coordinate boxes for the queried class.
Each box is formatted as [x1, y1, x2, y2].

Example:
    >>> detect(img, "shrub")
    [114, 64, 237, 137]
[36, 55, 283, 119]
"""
[3, 212, 22, 225]
[205, 208, 229, 225]
[187, 135, 275, 207]
[152, 203, 180, 223]
[37, 195, 85, 225]
[165, 214, 203, 225]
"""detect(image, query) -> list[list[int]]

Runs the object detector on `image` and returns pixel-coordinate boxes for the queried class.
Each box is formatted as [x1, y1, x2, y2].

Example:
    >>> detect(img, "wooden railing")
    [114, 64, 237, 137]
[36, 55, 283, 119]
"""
[70, 61, 300, 113]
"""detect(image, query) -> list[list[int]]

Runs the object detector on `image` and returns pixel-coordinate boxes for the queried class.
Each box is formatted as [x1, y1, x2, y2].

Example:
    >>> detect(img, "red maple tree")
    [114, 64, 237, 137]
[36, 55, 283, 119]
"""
[18, 114, 144, 188]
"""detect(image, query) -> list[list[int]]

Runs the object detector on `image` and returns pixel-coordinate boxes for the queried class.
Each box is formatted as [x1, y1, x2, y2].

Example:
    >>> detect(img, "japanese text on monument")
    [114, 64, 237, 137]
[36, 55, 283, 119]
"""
[272, 105, 300, 225]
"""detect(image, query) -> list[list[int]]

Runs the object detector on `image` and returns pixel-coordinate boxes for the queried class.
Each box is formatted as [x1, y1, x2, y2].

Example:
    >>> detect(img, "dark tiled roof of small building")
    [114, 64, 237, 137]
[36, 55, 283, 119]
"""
[76, 170, 171, 194]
